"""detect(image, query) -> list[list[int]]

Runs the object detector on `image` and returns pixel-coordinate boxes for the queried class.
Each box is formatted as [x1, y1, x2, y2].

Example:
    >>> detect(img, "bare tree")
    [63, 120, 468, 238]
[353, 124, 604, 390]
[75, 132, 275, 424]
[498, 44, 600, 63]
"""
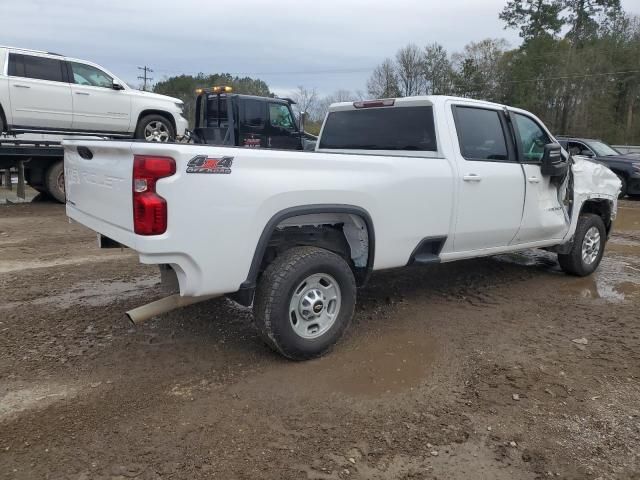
[396, 44, 425, 96]
[317, 90, 362, 121]
[423, 43, 454, 95]
[289, 85, 319, 120]
[451, 38, 509, 101]
[367, 58, 400, 98]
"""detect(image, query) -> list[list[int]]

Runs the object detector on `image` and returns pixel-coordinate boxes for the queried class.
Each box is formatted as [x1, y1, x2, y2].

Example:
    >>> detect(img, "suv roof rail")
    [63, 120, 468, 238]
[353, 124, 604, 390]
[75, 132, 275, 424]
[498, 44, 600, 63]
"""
[0, 45, 63, 56]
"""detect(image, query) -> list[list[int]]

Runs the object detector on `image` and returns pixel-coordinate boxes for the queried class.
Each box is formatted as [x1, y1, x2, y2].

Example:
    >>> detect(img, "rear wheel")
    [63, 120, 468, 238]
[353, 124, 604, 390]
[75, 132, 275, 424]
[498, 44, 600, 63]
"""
[558, 213, 606, 277]
[45, 160, 65, 203]
[135, 114, 175, 142]
[253, 246, 356, 361]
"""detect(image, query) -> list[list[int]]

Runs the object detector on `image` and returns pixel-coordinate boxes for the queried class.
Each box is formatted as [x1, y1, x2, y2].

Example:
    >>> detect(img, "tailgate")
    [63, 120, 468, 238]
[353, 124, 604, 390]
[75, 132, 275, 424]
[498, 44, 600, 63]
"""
[64, 140, 134, 233]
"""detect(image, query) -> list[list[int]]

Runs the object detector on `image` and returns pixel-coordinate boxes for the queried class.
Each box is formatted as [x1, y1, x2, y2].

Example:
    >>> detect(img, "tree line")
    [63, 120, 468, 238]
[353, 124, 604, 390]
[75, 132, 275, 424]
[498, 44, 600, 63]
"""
[152, 1, 639, 143]
[366, 0, 639, 144]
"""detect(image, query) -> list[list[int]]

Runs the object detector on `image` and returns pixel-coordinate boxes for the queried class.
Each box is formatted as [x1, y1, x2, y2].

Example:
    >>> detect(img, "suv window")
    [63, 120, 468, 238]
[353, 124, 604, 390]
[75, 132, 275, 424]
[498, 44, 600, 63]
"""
[319, 106, 437, 151]
[70, 62, 112, 88]
[8, 53, 65, 83]
[567, 141, 589, 156]
[269, 104, 295, 130]
[513, 113, 551, 162]
[454, 107, 508, 161]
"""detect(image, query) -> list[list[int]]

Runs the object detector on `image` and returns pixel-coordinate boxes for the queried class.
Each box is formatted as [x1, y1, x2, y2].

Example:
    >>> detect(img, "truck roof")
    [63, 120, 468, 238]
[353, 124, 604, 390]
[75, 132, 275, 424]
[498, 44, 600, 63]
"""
[327, 95, 508, 112]
[204, 93, 291, 105]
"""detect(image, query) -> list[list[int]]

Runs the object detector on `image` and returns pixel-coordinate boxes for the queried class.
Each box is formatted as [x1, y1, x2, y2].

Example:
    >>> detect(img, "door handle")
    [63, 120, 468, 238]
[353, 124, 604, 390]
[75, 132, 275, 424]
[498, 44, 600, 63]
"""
[463, 174, 482, 182]
[527, 176, 541, 184]
[75, 92, 90, 96]
[13, 84, 30, 88]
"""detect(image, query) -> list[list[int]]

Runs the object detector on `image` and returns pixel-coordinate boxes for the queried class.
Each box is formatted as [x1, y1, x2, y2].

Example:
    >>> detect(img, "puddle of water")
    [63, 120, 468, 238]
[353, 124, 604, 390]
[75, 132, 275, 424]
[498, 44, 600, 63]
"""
[0, 383, 78, 420]
[615, 206, 640, 232]
[494, 245, 640, 303]
[0, 276, 159, 311]
[238, 327, 436, 398]
[0, 253, 133, 274]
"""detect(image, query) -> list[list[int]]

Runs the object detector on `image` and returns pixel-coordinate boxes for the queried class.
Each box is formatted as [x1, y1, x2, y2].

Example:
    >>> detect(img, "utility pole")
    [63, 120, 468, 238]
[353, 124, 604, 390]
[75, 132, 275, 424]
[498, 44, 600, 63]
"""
[137, 66, 154, 91]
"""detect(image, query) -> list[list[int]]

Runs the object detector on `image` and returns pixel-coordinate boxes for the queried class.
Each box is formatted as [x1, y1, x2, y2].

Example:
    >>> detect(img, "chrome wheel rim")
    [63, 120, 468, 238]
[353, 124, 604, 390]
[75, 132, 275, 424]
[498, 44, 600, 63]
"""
[144, 121, 170, 142]
[288, 273, 341, 339]
[581, 226, 601, 265]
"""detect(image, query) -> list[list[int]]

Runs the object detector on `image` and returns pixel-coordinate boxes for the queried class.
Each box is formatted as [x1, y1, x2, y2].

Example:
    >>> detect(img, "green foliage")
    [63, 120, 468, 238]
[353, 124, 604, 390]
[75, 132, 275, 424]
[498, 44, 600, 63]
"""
[153, 73, 271, 127]
[366, 2, 639, 144]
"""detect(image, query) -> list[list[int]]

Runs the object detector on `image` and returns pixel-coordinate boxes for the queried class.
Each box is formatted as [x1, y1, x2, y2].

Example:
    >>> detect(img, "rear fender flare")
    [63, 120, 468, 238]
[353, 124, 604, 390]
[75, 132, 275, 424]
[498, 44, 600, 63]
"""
[239, 204, 375, 293]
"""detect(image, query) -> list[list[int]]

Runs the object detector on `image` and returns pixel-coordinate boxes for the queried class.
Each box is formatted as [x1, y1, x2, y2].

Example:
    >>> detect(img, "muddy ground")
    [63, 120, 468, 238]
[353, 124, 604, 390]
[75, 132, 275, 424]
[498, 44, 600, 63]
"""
[0, 200, 639, 480]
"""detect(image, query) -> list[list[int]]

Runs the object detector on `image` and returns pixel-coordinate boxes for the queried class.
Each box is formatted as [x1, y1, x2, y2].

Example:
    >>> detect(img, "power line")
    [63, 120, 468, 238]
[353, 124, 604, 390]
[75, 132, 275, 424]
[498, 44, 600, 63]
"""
[137, 65, 154, 91]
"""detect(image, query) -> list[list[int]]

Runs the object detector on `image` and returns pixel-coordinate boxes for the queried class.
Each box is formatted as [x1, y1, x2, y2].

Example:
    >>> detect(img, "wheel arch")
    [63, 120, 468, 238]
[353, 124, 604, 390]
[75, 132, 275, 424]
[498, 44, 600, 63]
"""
[136, 109, 176, 134]
[580, 197, 613, 234]
[230, 205, 375, 306]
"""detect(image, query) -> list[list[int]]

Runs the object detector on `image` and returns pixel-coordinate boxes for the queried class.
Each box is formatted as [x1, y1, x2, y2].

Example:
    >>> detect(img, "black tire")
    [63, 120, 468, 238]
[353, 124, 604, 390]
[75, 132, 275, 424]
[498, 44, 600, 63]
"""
[253, 246, 356, 361]
[44, 160, 65, 203]
[558, 213, 606, 277]
[617, 174, 627, 199]
[135, 114, 175, 142]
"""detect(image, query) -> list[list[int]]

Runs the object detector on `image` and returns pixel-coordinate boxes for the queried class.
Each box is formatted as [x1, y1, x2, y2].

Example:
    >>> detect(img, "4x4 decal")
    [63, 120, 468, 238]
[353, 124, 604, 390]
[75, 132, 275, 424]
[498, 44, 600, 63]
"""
[186, 155, 233, 174]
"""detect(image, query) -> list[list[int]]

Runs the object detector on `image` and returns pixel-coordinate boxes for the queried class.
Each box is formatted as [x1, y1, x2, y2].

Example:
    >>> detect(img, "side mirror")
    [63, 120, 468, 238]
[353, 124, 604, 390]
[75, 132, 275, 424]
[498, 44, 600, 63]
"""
[112, 80, 124, 91]
[580, 149, 594, 157]
[541, 143, 568, 177]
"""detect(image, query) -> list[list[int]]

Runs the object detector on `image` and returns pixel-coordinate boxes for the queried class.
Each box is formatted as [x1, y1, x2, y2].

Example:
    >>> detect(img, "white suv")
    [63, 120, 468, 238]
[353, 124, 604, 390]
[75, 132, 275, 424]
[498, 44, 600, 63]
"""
[0, 46, 188, 141]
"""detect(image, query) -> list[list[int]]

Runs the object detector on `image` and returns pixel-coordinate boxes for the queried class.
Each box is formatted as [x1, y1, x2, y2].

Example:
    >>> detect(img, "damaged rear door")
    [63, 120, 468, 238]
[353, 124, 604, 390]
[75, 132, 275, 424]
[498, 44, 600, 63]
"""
[509, 112, 569, 243]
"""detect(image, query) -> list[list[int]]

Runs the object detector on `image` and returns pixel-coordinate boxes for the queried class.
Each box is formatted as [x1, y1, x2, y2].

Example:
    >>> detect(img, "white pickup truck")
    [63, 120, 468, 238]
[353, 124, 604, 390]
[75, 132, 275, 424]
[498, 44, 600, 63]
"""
[64, 95, 621, 360]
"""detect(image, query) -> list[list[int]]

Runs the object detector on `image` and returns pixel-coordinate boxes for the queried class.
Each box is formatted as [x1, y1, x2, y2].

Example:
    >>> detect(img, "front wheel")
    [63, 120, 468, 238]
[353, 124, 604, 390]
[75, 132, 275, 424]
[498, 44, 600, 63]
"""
[135, 114, 175, 143]
[253, 247, 356, 361]
[558, 213, 606, 277]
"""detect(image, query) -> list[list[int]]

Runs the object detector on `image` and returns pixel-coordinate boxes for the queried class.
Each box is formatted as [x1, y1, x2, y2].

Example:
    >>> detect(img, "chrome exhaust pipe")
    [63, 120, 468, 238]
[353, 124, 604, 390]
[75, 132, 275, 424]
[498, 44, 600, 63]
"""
[126, 293, 219, 325]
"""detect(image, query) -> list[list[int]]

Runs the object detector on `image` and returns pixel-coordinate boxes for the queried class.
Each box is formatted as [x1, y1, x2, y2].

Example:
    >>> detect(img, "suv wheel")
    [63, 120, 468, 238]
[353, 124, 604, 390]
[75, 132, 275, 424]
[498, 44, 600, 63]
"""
[45, 160, 65, 203]
[558, 213, 606, 277]
[135, 114, 175, 142]
[253, 246, 356, 361]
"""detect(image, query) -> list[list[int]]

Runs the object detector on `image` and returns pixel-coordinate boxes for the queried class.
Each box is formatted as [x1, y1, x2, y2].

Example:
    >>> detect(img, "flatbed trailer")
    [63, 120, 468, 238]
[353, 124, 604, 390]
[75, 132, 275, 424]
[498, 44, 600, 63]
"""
[0, 138, 65, 202]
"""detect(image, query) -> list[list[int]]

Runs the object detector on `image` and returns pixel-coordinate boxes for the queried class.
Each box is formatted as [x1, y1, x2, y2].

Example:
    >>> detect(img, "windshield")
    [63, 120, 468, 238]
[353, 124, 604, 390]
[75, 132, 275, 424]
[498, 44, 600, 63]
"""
[587, 140, 619, 156]
[319, 106, 437, 151]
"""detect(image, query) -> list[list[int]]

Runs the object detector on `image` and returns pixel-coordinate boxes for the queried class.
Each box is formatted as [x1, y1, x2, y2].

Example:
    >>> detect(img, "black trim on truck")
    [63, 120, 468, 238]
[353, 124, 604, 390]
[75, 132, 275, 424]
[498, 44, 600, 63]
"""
[407, 236, 447, 266]
[230, 205, 376, 307]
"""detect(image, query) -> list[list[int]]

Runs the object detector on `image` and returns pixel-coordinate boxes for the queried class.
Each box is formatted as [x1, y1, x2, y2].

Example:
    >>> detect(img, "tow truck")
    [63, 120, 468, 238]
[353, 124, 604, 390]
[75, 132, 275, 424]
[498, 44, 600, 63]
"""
[190, 86, 316, 150]
[0, 137, 65, 202]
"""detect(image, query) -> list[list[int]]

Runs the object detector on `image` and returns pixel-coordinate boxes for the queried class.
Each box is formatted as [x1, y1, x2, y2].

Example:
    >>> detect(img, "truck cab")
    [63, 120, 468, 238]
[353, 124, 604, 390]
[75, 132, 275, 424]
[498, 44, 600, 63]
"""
[192, 87, 303, 150]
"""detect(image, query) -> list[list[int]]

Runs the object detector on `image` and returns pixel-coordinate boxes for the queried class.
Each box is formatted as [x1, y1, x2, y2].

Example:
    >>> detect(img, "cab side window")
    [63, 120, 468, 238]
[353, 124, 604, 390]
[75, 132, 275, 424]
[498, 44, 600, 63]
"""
[241, 99, 267, 128]
[269, 104, 295, 130]
[513, 114, 551, 162]
[453, 106, 509, 161]
[69, 62, 112, 88]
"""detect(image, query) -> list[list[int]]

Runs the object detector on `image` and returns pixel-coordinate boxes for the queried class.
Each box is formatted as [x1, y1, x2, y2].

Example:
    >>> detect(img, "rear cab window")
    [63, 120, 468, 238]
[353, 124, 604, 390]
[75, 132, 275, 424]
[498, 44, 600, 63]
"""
[8, 53, 66, 83]
[319, 105, 437, 152]
[452, 106, 510, 161]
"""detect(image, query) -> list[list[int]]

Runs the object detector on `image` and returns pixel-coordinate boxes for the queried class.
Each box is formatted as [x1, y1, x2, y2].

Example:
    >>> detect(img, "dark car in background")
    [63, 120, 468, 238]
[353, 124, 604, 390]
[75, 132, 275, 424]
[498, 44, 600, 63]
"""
[557, 137, 640, 198]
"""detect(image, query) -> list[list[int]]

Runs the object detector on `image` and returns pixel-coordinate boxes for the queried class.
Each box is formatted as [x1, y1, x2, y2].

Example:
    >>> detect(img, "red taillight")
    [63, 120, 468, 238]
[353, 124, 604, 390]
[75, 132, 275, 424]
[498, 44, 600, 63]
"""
[132, 155, 176, 235]
[353, 99, 395, 108]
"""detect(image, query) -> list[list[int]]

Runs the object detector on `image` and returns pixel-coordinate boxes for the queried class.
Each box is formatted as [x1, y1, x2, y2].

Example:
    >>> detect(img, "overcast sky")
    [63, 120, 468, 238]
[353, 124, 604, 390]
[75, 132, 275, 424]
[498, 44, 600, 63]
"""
[2, 0, 639, 97]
